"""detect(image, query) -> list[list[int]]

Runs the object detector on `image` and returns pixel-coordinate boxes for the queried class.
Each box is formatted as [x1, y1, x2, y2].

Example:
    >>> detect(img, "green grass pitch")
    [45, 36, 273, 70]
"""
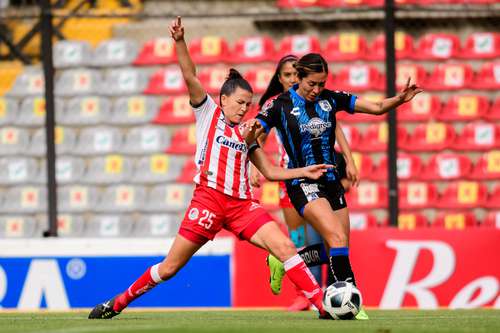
[1, 309, 499, 333]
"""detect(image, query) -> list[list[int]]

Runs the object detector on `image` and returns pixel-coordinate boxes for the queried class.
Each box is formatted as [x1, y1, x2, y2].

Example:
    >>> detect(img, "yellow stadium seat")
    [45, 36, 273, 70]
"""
[0, 61, 23, 96]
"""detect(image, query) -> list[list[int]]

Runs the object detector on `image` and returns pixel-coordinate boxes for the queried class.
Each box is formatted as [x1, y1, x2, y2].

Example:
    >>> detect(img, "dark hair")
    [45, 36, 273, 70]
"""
[258, 54, 298, 109]
[219, 68, 253, 104]
[294, 53, 328, 79]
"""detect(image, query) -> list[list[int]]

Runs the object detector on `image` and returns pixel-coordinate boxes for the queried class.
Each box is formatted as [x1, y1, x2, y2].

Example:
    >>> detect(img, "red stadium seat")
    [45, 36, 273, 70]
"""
[453, 122, 499, 151]
[485, 184, 500, 209]
[433, 212, 478, 229]
[471, 150, 500, 180]
[349, 152, 374, 180]
[437, 95, 489, 121]
[483, 211, 500, 229]
[399, 182, 438, 210]
[252, 181, 281, 211]
[276, 0, 322, 8]
[263, 131, 280, 154]
[403, 122, 456, 152]
[336, 93, 386, 123]
[397, 212, 428, 230]
[144, 67, 187, 95]
[349, 212, 380, 230]
[153, 96, 195, 125]
[484, 97, 500, 121]
[424, 63, 473, 91]
[230, 36, 276, 63]
[333, 124, 361, 151]
[459, 32, 500, 59]
[188, 36, 230, 64]
[333, 64, 384, 92]
[366, 32, 415, 61]
[324, 33, 368, 61]
[357, 123, 408, 152]
[345, 182, 388, 210]
[177, 159, 197, 184]
[437, 181, 488, 209]
[373, 153, 423, 181]
[245, 67, 276, 94]
[198, 66, 230, 94]
[396, 63, 428, 90]
[414, 33, 461, 60]
[397, 93, 440, 122]
[134, 38, 176, 65]
[421, 153, 473, 181]
[164, 125, 197, 155]
[470, 62, 500, 90]
[277, 35, 321, 59]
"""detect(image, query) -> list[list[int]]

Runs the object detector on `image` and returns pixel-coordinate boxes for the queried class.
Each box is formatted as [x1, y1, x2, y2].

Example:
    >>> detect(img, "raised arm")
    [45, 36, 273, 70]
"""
[169, 16, 206, 105]
[354, 77, 423, 115]
[335, 122, 359, 187]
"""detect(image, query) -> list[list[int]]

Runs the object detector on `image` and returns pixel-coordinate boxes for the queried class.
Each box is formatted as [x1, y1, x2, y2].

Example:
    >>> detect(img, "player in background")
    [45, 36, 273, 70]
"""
[256, 53, 423, 320]
[249, 55, 359, 312]
[89, 17, 334, 320]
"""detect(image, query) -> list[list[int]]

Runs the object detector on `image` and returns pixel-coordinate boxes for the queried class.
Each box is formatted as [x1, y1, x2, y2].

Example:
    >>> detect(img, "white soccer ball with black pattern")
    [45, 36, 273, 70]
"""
[322, 281, 362, 320]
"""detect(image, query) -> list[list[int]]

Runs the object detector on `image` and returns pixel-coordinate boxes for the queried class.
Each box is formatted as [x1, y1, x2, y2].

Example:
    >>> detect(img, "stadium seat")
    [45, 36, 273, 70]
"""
[484, 211, 500, 229]
[452, 122, 499, 151]
[102, 67, 148, 96]
[252, 182, 281, 211]
[60, 96, 111, 125]
[132, 154, 185, 184]
[414, 33, 461, 60]
[245, 67, 276, 94]
[345, 182, 388, 210]
[336, 93, 386, 123]
[0, 216, 37, 238]
[459, 32, 500, 60]
[51, 156, 86, 184]
[396, 93, 440, 122]
[83, 155, 133, 184]
[91, 39, 138, 67]
[484, 184, 500, 209]
[0, 127, 30, 156]
[75, 126, 123, 155]
[470, 62, 500, 90]
[402, 122, 455, 152]
[230, 36, 276, 63]
[357, 123, 408, 152]
[262, 130, 280, 154]
[372, 153, 423, 181]
[15, 97, 63, 127]
[0, 157, 38, 185]
[398, 182, 438, 210]
[333, 124, 361, 151]
[134, 214, 180, 237]
[396, 63, 428, 90]
[484, 97, 500, 121]
[470, 150, 500, 180]
[144, 67, 187, 95]
[276, 0, 322, 8]
[6, 68, 44, 97]
[85, 215, 134, 237]
[333, 64, 384, 92]
[277, 35, 321, 58]
[54, 214, 85, 238]
[437, 181, 488, 209]
[366, 32, 415, 61]
[53, 40, 92, 68]
[154, 95, 195, 125]
[0, 97, 18, 126]
[189, 36, 230, 64]
[55, 68, 102, 96]
[165, 125, 197, 155]
[121, 126, 170, 155]
[424, 63, 473, 91]
[110, 96, 159, 125]
[134, 38, 177, 65]
[437, 95, 489, 121]
[397, 212, 428, 230]
[95, 185, 146, 213]
[349, 152, 374, 180]
[28, 126, 76, 157]
[433, 212, 477, 229]
[144, 184, 194, 213]
[349, 212, 379, 230]
[2, 186, 46, 213]
[421, 153, 472, 181]
[324, 33, 368, 61]
[198, 66, 230, 94]
[58, 185, 99, 213]
[177, 159, 198, 184]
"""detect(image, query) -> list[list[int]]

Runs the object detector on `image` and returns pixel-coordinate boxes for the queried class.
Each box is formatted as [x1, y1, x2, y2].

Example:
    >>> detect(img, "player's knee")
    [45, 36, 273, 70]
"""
[158, 262, 181, 280]
[325, 231, 348, 248]
[272, 238, 296, 261]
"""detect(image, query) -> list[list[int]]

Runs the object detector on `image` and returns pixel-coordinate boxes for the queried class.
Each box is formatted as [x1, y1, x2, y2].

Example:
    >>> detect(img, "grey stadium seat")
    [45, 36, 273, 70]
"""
[27, 126, 77, 157]
[83, 155, 133, 184]
[109, 96, 159, 125]
[121, 125, 170, 155]
[94, 185, 146, 213]
[55, 68, 102, 97]
[144, 184, 194, 213]
[75, 126, 123, 155]
[6, 67, 44, 97]
[58, 185, 99, 213]
[0, 97, 19, 126]
[37, 156, 86, 184]
[91, 39, 139, 67]
[132, 154, 184, 184]
[85, 214, 134, 237]
[14, 97, 64, 127]
[101, 67, 148, 96]
[1, 186, 47, 213]
[53, 40, 92, 69]
[0, 215, 38, 238]
[0, 127, 30, 156]
[134, 214, 180, 237]
[59, 96, 111, 126]
[0, 157, 38, 185]
[54, 214, 86, 237]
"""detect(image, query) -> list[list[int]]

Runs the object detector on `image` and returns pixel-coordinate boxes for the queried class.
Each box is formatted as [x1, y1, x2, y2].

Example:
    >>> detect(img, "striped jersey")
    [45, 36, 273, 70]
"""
[192, 95, 252, 199]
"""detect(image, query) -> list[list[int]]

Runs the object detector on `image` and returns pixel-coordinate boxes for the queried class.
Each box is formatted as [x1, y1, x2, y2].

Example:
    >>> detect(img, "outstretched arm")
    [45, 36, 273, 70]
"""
[354, 77, 423, 115]
[169, 16, 206, 105]
[335, 122, 359, 187]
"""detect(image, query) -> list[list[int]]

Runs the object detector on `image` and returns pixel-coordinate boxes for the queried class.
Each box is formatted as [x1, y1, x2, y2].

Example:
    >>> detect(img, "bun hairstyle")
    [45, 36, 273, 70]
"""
[259, 54, 298, 109]
[219, 68, 253, 104]
[294, 53, 329, 79]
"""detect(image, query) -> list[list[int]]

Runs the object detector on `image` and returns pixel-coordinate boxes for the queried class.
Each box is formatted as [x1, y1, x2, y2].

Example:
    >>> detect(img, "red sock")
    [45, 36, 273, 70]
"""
[284, 254, 325, 314]
[114, 263, 163, 312]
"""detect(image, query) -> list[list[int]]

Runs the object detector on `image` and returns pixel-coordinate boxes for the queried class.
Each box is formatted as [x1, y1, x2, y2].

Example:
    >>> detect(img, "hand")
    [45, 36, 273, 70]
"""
[345, 160, 360, 187]
[242, 119, 264, 145]
[169, 16, 184, 41]
[249, 164, 262, 188]
[398, 77, 423, 103]
[301, 164, 333, 180]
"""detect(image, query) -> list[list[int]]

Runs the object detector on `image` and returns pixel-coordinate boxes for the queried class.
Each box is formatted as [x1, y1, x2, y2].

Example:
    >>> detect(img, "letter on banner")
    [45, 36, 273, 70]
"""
[450, 276, 499, 309]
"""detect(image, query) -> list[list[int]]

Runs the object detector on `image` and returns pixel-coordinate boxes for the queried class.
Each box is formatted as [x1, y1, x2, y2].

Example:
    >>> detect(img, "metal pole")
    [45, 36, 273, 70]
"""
[385, 0, 398, 227]
[40, 0, 58, 237]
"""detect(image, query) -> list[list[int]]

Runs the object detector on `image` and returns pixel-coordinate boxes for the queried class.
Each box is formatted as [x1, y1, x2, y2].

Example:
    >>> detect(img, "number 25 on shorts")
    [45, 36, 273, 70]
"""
[188, 207, 216, 230]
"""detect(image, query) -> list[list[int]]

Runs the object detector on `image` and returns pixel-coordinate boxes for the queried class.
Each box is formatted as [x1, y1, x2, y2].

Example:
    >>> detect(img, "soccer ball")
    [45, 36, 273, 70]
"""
[322, 281, 362, 320]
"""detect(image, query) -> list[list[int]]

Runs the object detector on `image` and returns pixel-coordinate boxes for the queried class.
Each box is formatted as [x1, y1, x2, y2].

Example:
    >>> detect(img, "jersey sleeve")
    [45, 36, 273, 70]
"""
[329, 90, 357, 114]
[191, 94, 217, 124]
[255, 97, 279, 134]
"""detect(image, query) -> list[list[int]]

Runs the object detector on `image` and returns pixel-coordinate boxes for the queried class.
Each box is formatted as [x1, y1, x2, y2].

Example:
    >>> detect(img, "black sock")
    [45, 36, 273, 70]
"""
[297, 243, 329, 267]
[329, 247, 356, 286]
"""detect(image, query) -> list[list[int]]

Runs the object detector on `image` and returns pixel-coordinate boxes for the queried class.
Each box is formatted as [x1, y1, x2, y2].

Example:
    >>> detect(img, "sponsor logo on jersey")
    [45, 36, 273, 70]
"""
[249, 202, 261, 212]
[299, 117, 332, 137]
[259, 99, 273, 117]
[216, 135, 247, 152]
[188, 208, 199, 220]
[319, 100, 332, 112]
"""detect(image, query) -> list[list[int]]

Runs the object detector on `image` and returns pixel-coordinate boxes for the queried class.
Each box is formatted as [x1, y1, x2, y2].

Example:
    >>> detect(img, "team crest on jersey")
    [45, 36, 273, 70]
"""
[299, 117, 332, 137]
[290, 107, 300, 117]
[188, 208, 199, 220]
[318, 100, 332, 112]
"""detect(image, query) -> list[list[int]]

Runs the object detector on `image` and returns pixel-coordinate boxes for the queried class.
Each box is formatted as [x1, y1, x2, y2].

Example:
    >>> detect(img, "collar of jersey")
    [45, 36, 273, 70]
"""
[289, 84, 319, 103]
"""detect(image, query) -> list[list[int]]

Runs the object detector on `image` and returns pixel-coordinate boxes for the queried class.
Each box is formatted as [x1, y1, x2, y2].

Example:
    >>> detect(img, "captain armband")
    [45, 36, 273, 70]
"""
[248, 142, 261, 154]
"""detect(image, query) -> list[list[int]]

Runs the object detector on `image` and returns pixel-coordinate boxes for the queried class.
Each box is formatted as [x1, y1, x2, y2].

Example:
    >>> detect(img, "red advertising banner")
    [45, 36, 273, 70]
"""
[232, 228, 500, 308]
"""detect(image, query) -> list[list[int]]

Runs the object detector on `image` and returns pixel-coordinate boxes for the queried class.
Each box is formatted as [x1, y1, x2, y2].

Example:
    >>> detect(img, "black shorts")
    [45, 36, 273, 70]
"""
[335, 151, 347, 180]
[286, 179, 347, 216]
